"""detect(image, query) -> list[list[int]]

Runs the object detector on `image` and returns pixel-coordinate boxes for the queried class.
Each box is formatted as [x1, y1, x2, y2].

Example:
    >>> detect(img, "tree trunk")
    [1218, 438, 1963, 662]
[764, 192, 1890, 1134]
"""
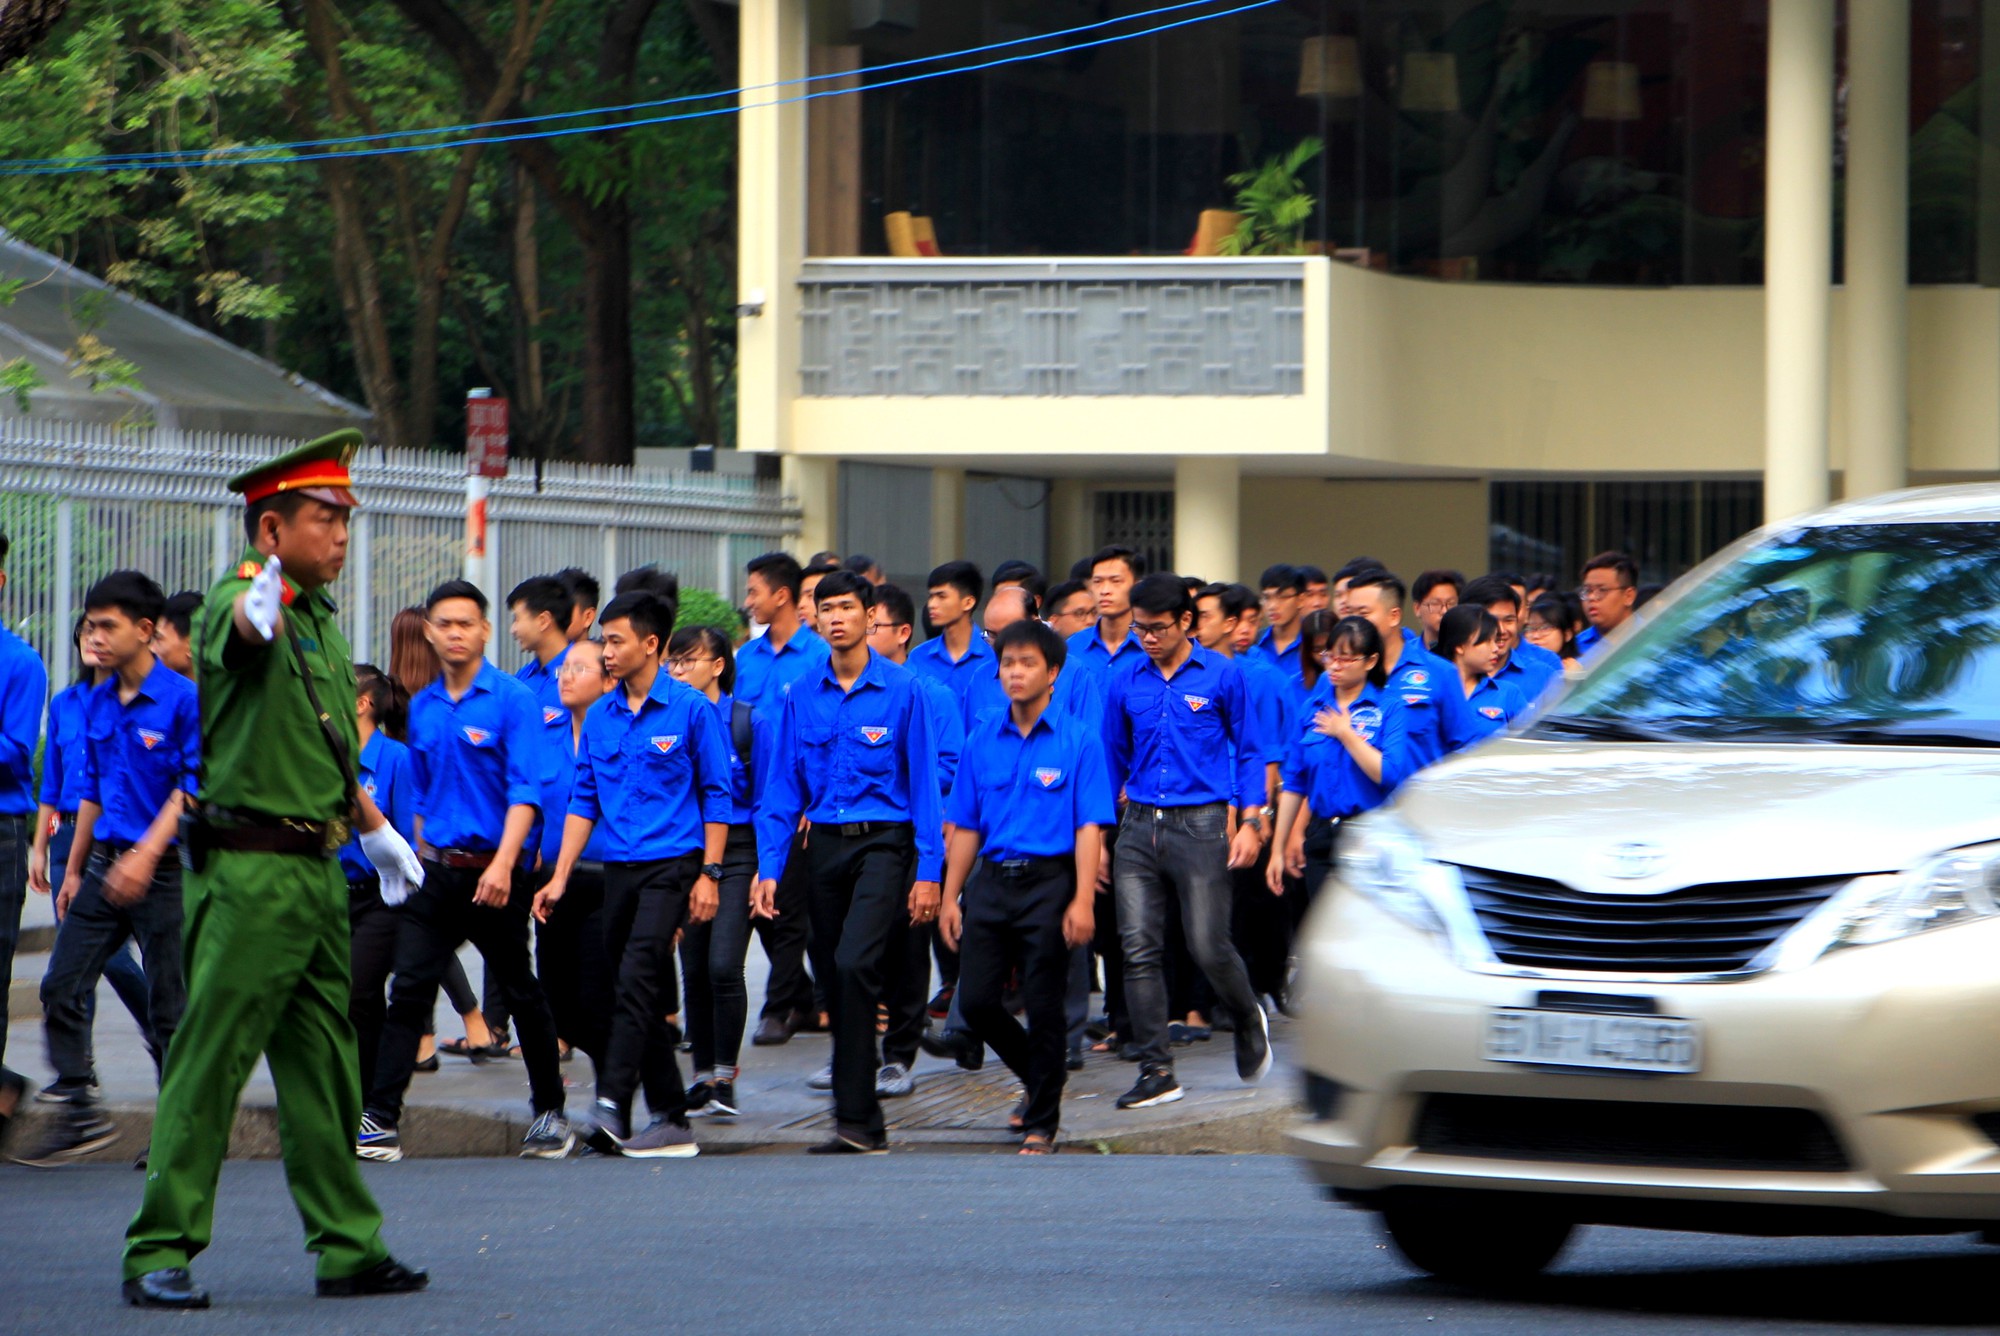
[323, 162, 405, 445]
[578, 198, 634, 463]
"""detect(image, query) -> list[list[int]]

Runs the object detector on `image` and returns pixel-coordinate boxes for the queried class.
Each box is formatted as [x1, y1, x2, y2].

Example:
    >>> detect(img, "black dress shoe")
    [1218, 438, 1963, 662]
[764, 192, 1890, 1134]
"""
[751, 1012, 797, 1047]
[316, 1256, 429, 1298]
[123, 1268, 211, 1309]
[917, 1027, 985, 1072]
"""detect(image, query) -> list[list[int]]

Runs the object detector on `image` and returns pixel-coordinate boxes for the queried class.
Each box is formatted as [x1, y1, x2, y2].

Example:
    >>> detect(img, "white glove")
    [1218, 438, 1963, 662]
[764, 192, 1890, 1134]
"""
[244, 555, 285, 642]
[359, 822, 425, 906]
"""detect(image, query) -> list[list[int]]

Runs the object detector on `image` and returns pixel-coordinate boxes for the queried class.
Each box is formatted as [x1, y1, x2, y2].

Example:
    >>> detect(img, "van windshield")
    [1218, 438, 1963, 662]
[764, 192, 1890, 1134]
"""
[1537, 522, 2000, 745]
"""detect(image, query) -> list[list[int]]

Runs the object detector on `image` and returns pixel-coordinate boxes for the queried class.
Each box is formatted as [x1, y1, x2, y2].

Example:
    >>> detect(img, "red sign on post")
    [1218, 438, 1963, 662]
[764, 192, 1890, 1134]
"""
[466, 395, 510, 478]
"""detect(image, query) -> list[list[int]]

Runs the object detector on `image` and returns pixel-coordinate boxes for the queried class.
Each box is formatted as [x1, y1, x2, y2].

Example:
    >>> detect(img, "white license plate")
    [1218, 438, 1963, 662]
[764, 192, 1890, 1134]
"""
[1484, 1009, 1702, 1074]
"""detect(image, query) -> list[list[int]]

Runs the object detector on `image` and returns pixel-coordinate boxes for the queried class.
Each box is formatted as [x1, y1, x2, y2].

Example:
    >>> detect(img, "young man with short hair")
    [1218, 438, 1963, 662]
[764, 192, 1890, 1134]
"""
[991, 559, 1045, 605]
[19, 571, 197, 1166]
[843, 553, 885, 585]
[359, 580, 568, 1163]
[1330, 556, 1388, 616]
[1461, 574, 1562, 702]
[1411, 569, 1464, 650]
[1576, 551, 1641, 657]
[1043, 580, 1095, 640]
[1103, 575, 1272, 1110]
[552, 568, 599, 643]
[1298, 565, 1330, 615]
[736, 551, 829, 1046]
[908, 560, 991, 708]
[799, 558, 841, 632]
[754, 571, 944, 1154]
[509, 575, 577, 721]
[0, 526, 49, 1142]
[536, 591, 731, 1158]
[153, 591, 204, 678]
[1068, 546, 1146, 694]
[1344, 569, 1477, 790]
[940, 620, 1113, 1153]
[1253, 564, 1308, 688]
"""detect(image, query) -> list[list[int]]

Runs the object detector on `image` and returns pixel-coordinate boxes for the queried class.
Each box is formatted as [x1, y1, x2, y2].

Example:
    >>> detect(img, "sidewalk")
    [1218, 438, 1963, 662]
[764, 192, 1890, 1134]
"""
[7, 888, 1300, 1159]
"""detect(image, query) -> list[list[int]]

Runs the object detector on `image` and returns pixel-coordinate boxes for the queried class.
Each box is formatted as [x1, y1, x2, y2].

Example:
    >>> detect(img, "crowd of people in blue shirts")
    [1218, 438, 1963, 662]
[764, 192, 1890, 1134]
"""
[0, 523, 1651, 1163]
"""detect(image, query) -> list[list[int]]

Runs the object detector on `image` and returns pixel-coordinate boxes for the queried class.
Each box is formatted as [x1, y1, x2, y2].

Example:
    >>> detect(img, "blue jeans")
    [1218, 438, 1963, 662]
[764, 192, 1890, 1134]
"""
[41, 845, 186, 1089]
[48, 820, 153, 1060]
[1113, 802, 1262, 1070]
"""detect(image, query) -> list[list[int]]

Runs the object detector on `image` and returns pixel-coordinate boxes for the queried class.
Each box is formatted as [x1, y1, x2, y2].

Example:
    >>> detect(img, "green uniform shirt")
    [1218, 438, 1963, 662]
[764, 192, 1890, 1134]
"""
[196, 546, 358, 822]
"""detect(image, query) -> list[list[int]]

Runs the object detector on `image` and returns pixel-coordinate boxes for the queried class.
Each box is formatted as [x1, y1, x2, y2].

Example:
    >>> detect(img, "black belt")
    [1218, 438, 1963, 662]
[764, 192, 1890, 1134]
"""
[989, 855, 1070, 879]
[200, 805, 345, 855]
[432, 847, 532, 872]
[828, 821, 911, 839]
[1128, 801, 1229, 820]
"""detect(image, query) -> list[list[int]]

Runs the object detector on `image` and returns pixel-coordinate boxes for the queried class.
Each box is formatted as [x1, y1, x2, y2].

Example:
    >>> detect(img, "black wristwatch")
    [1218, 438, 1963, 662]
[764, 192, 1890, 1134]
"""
[700, 863, 725, 882]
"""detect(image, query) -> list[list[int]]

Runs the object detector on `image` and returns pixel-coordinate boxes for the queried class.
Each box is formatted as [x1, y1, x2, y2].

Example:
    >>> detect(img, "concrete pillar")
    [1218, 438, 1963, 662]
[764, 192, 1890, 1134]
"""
[1764, 0, 1836, 523]
[1843, 0, 1910, 499]
[930, 466, 966, 569]
[784, 455, 838, 559]
[737, 0, 808, 455]
[1173, 457, 1240, 584]
[1049, 477, 1094, 575]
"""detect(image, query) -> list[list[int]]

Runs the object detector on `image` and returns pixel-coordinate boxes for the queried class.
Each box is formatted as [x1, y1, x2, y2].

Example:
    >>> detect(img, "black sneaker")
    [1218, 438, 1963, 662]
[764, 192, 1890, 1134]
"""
[520, 1110, 574, 1159]
[807, 1129, 888, 1155]
[35, 1077, 99, 1104]
[705, 1080, 738, 1117]
[13, 1108, 120, 1166]
[579, 1099, 632, 1156]
[1065, 1048, 1085, 1072]
[316, 1256, 429, 1298]
[686, 1080, 713, 1115]
[1234, 1003, 1272, 1084]
[1116, 1066, 1184, 1110]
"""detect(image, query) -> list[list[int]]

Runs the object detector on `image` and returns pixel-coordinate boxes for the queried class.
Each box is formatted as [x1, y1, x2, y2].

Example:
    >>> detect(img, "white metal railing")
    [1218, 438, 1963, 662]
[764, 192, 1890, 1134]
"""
[0, 419, 799, 680]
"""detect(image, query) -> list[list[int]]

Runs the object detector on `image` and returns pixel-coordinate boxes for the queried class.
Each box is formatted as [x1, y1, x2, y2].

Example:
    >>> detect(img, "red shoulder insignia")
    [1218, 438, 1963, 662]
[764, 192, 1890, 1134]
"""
[236, 560, 260, 580]
[279, 582, 297, 607]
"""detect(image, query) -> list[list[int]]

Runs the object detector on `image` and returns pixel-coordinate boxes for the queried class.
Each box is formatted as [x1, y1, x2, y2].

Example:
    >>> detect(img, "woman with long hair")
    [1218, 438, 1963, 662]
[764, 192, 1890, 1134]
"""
[1435, 604, 1527, 742]
[388, 606, 440, 698]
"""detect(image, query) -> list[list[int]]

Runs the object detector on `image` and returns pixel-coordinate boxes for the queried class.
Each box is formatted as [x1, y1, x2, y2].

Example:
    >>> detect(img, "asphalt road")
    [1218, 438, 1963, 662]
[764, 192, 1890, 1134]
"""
[4, 1156, 1997, 1334]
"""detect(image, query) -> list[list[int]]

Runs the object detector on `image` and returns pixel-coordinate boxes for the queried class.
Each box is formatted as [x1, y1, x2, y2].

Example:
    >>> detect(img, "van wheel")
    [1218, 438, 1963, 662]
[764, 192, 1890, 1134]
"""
[1379, 1197, 1574, 1287]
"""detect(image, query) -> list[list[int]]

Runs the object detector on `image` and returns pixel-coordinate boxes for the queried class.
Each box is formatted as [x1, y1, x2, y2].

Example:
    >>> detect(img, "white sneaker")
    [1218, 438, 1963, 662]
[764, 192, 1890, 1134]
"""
[875, 1062, 915, 1097]
[808, 1063, 834, 1091]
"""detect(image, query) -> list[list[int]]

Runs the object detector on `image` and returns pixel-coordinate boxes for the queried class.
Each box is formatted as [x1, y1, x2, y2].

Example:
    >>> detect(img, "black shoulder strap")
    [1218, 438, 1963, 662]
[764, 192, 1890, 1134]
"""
[732, 699, 756, 792]
[286, 612, 358, 804]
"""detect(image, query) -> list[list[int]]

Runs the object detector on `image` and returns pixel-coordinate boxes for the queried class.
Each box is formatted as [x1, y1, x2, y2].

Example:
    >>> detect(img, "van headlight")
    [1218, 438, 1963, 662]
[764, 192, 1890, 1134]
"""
[1339, 813, 1448, 940]
[1821, 841, 2000, 953]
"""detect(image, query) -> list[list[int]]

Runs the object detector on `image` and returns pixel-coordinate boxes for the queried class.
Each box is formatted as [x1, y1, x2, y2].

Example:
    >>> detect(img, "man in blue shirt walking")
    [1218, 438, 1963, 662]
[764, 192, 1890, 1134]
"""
[1103, 575, 1273, 1111]
[940, 620, 1114, 1153]
[907, 560, 992, 710]
[0, 527, 48, 1140]
[1460, 574, 1563, 704]
[754, 570, 944, 1154]
[359, 580, 568, 1164]
[1576, 550, 1641, 659]
[536, 590, 732, 1159]
[508, 575, 575, 723]
[737, 551, 829, 1047]
[22, 571, 195, 1165]
[1345, 569, 1479, 790]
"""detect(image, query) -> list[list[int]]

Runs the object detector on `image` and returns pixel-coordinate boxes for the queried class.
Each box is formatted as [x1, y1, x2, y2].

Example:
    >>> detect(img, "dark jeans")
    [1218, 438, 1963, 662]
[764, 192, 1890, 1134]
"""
[347, 876, 396, 1095]
[536, 862, 611, 1063]
[958, 858, 1074, 1138]
[0, 812, 24, 1073]
[42, 846, 185, 1089]
[47, 820, 152, 1059]
[367, 861, 564, 1125]
[601, 853, 701, 1122]
[1113, 802, 1263, 1070]
[679, 826, 755, 1075]
[806, 825, 914, 1141]
[756, 828, 817, 1020]
[1299, 816, 1342, 928]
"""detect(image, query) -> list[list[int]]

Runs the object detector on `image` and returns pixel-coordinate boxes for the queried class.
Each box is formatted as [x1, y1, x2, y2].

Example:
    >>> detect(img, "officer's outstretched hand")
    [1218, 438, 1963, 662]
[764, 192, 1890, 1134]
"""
[360, 822, 424, 906]
[241, 555, 286, 642]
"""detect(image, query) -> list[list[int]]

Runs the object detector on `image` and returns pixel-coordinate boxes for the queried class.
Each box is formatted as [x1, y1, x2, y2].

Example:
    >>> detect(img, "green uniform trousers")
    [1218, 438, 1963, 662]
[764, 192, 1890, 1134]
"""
[123, 848, 389, 1282]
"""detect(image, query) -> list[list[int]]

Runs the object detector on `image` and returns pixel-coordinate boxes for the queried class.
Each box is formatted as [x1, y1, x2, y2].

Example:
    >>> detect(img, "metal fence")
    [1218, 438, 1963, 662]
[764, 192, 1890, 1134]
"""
[0, 419, 800, 682]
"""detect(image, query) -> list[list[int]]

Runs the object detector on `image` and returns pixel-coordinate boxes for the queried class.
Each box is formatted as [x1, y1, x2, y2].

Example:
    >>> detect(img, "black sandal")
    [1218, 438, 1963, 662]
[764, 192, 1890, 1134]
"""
[1019, 1132, 1056, 1155]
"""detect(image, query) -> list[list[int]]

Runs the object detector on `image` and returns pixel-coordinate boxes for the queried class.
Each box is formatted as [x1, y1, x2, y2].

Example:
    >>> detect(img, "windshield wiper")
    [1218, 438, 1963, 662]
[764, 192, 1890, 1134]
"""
[1531, 714, 1682, 743]
[1812, 723, 2000, 748]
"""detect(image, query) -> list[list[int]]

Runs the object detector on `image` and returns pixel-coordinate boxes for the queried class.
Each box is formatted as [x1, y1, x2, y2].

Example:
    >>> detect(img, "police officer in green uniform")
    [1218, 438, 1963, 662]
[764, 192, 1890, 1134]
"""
[122, 431, 430, 1309]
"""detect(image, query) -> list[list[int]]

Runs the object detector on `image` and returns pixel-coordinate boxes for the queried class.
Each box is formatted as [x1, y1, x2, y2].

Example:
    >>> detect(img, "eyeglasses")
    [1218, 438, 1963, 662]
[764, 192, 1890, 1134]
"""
[664, 655, 718, 671]
[1316, 651, 1367, 666]
[1579, 583, 1632, 601]
[557, 661, 604, 678]
[1523, 622, 1556, 636]
[866, 621, 898, 635]
[1417, 598, 1457, 613]
[1132, 619, 1179, 640]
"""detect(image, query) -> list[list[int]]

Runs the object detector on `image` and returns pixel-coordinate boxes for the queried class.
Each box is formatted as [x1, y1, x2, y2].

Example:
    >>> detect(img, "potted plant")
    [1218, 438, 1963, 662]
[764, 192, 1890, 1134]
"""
[1220, 137, 1324, 256]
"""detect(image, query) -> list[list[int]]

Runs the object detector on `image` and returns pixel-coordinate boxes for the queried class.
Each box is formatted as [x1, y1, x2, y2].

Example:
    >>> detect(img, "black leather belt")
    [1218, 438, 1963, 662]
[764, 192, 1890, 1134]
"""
[991, 855, 1069, 878]
[432, 846, 532, 871]
[831, 821, 911, 839]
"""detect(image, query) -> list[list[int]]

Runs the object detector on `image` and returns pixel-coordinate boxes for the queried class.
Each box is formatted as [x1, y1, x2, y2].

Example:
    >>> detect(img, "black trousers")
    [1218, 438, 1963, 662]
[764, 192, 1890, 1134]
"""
[535, 862, 611, 1063]
[1299, 817, 1342, 930]
[881, 885, 933, 1070]
[1092, 821, 1129, 1041]
[679, 826, 757, 1074]
[756, 828, 817, 1020]
[1232, 839, 1290, 1002]
[346, 876, 396, 1095]
[600, 853, 701, 1122]
[806, 825, 914, 1141]
[958, 859, 1074, 1138]
[368, 861, 564, 1124]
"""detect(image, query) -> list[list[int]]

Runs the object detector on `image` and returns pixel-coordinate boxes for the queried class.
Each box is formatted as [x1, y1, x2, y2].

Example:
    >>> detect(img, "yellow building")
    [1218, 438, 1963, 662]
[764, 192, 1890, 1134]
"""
[736, 0, 1994, 588]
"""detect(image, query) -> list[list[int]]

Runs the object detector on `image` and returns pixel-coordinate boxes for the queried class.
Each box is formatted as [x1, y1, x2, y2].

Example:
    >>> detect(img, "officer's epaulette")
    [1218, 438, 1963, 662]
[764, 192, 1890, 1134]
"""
[236, 560, 260, 580]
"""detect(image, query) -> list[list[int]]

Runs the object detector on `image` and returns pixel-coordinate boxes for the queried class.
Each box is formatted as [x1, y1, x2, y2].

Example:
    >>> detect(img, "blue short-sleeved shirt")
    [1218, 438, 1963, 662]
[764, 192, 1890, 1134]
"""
[907, 631, 994, 710]
[516, 642, 572, 727]
[753, 650, 945, 883]
[0, 626, 48, 815]
[78, 657, 200, 844]
[734, 625, 830, 714]
[962, 664, 1093, 737]
[1380, 630, 1479, 791]
[569, 671, 733, 862]
[1281, 679, 1400, 820]
[342, 730, 416, 883]
[946, 706, 1117, 862]
[408, 661, 545, 851]
[1103, 643, 1264, 810]
[39, 682, 92, 813]
[1464, 675, 1529, 742]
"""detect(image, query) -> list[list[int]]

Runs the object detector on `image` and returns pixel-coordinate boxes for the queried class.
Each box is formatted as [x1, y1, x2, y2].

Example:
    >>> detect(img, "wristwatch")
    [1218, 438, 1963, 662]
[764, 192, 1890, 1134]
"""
[1240, 813, 1264, 832]
[700, 863, 725, 881]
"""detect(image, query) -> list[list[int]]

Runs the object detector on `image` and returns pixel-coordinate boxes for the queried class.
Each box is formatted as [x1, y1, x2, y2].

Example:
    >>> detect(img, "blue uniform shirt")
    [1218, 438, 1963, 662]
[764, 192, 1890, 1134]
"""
[0, 625, 48, 815]
[538, 713, 608, 866]
[1575, 624, 1605, 658]
[569, 671, 733, 862]
[1062, 625, 1144, 725]
[78, 658, 199, 844]
[961, 664, 1090, 737]
[1103, 643, 1264, 810]
[914, 674, 964, 800]
[735, 624, 829, 714]
[754, 650, 945, 884]
[408, 661, 545, 851]
[39, 682, 92, 813]
[947, 706, 1117, 862]
[1464, 675, 1529, 742]
[1251, 625, 1309, 695]
[1380, 630, 1478, 791]
[342, 730, 416, 882]
[1494, 641, 1563, 703]
[1281, 679, 1401, 819]
[711, 692, 777, 827]
[907, 631, 994, 710]
[1234, 650, 1294, 769]
[516, 642, 572, 728]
